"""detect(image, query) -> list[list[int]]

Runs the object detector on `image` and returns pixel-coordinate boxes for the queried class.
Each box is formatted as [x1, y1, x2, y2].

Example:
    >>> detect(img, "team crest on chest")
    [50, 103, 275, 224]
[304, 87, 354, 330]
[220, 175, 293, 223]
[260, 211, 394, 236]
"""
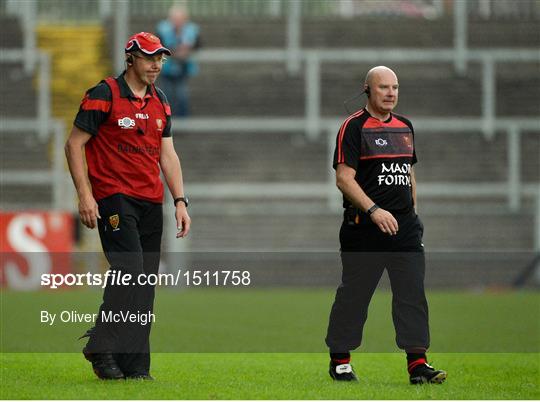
[156, 119, 163, 131]
[109, 214, 120, 231]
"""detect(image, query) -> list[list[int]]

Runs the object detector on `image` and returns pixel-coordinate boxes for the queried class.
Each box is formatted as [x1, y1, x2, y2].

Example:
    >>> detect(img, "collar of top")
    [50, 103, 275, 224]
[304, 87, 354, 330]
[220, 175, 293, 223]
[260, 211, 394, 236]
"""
[364, 107, 393, 124]
[117, 72, 153, 100]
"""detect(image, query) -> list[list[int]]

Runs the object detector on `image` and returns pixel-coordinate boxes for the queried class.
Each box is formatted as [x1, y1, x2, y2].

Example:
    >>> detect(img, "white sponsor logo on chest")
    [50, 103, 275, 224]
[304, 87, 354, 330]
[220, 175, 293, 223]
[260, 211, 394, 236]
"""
[375, 138, 388, 147]
[117, 117, 135, 129]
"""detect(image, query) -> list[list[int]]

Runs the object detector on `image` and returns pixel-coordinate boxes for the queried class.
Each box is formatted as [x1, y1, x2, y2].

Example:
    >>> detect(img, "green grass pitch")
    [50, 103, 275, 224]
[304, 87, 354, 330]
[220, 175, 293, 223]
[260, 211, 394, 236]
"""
[1, 289, 539, 399]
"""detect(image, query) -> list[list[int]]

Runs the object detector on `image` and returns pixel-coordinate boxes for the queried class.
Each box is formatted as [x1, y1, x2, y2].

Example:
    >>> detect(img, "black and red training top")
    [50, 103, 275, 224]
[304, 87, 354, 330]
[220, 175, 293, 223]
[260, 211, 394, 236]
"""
[74, 73, 172, 204]
[333, 108, 417, 213]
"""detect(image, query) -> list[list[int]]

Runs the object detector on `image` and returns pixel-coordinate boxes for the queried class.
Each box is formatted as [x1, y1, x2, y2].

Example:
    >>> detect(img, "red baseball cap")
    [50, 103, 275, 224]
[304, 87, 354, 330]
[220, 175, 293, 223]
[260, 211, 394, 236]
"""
[125, 32, 171, 55]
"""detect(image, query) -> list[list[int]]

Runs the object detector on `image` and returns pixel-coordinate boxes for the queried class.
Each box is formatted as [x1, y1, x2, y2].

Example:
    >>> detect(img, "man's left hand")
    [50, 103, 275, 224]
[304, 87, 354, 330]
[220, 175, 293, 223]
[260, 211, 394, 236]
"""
[175, 205, 191, 238]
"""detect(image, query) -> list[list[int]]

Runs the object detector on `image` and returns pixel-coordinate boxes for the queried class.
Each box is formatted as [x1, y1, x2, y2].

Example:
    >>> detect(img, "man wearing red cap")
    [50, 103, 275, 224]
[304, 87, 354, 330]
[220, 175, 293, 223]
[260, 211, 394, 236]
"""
[65, 32, 191, 380]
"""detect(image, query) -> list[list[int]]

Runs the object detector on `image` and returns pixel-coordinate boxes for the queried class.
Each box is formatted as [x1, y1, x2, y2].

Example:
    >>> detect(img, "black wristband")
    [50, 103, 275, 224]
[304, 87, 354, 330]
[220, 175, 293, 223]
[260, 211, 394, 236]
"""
[367, 204, 379, 216]
[174, 196, 189, 208]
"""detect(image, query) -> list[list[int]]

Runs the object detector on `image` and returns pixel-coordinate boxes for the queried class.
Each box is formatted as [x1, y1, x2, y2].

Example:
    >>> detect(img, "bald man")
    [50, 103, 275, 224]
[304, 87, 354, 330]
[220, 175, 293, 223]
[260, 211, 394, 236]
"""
[325, 66, 446, 384]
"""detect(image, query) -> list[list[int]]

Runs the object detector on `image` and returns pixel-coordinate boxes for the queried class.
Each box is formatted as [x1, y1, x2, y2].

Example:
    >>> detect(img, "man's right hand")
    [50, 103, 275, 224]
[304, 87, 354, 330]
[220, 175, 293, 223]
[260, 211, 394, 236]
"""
[370, 208, 399, 235]
[78, 194, 101, 229]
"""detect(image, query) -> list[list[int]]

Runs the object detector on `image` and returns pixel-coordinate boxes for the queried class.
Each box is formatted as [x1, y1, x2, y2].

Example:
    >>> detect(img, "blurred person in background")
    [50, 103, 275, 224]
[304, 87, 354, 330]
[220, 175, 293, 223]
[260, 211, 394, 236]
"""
[325, 66, 446, 385]
[156, 4, 201, 117]
[65, 32, 191, 380]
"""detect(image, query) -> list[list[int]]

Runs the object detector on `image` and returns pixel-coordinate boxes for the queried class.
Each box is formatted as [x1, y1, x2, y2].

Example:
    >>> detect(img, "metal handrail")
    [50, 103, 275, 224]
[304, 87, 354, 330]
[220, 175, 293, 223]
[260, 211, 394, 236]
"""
[172, 116, 539, 211]
[2, 116, 538, 251]
[186, 47, 540, 141]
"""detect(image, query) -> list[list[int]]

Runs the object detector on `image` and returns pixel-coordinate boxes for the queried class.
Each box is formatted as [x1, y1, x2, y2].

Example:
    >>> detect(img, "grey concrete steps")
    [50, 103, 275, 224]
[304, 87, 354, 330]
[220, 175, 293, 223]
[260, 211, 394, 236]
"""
[128, 17, 540, 49]
[128, 17, 286, 49]
[322, 62, 540, 117]
[0, 133, 50, 169]
[467, 20, 540, 48]
[414, 131, 507, 182]
[175, 130, 539, 183]
[415, 131, 539, 183]
[0, 16, 23, 48]
[521, 132, 540, 182]
[175, 132, 328, 182]
[127, 16, 540, 118]
[421, 212, 534, 251]
[184, 62, 540, 117]
[180, 197, 536, 287]
[321, 63, 479, 117]
[304, 18, 540, 48]
[0, 63, 37, 117]
[183, 208, 535, 252]
[0, 184, 52, 208]
[0, 132, 52, 208]
[184, 63, 305, 116]
[496, 63, 540, 116]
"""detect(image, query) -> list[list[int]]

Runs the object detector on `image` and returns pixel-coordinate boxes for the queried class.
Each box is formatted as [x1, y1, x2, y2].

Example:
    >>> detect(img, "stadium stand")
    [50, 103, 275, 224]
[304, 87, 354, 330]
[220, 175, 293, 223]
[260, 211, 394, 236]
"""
[0, 15, 48, 206]
[1, 6, 538, 287]
[127, 15, 540, 287]
[128, 17, 540, 49]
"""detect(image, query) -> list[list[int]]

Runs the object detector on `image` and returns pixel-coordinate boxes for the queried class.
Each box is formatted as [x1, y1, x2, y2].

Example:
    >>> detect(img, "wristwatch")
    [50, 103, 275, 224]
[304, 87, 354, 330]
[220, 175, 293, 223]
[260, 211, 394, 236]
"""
[367, 204, 379, 216]
[174, 196, 189, 208]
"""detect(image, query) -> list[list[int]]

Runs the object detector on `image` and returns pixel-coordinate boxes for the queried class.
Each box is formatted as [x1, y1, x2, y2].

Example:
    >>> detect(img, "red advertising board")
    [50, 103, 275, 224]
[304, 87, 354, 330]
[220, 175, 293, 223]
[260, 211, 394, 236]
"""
[0, 212, 74, 290]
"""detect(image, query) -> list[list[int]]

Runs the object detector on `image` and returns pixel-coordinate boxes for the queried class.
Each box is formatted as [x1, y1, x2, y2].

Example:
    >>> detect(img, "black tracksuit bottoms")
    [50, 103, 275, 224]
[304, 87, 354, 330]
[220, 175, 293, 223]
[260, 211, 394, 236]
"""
[325, 209, 430, 353]
[85, 193, 163, 376]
